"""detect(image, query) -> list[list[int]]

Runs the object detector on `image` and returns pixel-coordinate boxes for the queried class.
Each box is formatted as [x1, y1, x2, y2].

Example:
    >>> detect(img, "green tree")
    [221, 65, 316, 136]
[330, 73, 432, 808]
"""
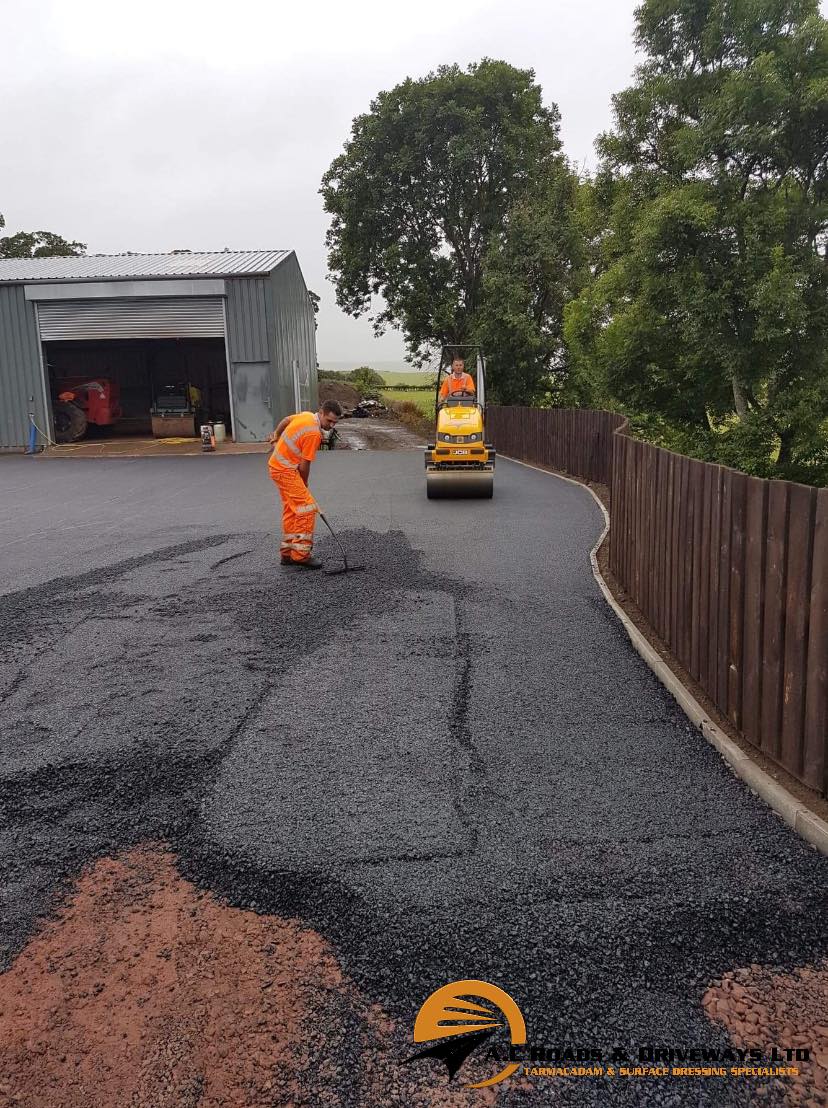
[308, 289, 320, 331]
[565, 0, 828, 482]
[348, 366, 386, 397]
[0, 215, 86, 259]
[477, 163, 589, 404]
[321, 60, 562, 370]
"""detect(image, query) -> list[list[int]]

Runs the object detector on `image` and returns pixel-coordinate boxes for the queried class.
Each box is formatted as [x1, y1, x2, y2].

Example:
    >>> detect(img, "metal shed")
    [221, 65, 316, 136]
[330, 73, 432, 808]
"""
[0, 250, 318, 449]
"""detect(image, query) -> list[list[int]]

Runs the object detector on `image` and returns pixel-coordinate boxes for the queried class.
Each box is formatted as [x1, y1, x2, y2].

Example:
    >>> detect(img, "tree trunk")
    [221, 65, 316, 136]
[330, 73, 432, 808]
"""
[731, 376, 749, 420]
[777, 428, 794, 469]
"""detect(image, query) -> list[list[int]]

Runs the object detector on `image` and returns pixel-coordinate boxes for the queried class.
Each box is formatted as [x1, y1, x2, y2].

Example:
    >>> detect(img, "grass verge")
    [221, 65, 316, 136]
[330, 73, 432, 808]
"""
[386, 398, 434, 441]
[381, 388, 435, 417]
[379, 372, 436, 387]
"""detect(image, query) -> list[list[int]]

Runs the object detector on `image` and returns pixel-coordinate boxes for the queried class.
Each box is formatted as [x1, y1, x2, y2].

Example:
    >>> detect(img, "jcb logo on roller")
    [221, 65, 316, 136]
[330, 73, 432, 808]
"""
[406, 979, 526, 1089]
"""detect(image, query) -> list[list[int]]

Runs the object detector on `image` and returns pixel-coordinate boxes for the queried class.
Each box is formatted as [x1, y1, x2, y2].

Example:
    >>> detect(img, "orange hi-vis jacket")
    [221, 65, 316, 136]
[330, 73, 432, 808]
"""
[269, 411, 322, 473]
[439, 372, 476, 401]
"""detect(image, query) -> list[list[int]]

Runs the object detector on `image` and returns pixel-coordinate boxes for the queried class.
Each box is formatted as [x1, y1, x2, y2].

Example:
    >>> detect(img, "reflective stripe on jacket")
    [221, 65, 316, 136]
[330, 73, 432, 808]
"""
[269, 411, 322, 471]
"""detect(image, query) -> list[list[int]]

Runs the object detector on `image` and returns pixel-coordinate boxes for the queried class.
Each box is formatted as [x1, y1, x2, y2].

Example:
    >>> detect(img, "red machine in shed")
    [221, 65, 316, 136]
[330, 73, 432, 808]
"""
[52, 378, 123, 443]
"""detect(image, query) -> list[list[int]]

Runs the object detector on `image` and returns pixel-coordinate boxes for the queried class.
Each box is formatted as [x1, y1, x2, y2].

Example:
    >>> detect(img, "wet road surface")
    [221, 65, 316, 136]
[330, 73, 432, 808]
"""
[1, 449, 827, 1106]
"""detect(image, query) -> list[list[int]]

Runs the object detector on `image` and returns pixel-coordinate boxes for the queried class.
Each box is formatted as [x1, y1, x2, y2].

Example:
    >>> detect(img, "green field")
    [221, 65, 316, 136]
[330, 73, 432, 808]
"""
[381, 388, 436, 418]
[379, 372, 437, 387]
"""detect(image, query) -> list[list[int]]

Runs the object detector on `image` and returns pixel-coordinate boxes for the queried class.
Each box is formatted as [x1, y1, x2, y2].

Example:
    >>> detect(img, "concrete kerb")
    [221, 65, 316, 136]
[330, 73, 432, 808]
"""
[502, 454, 828, 857]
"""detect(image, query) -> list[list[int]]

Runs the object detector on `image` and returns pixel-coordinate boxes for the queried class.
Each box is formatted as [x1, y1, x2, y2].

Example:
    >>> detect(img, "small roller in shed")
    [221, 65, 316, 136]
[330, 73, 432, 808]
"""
[425, 347, 496, 499]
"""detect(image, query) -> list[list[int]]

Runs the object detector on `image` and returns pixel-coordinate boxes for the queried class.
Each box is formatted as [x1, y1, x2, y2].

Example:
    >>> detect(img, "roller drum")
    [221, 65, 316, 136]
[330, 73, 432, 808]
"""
[426, 469, 494, 499]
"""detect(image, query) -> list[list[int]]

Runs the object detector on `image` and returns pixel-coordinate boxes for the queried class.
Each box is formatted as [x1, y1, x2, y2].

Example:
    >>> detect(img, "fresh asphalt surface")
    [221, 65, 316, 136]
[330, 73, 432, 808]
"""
[2, 448, 827, 1106]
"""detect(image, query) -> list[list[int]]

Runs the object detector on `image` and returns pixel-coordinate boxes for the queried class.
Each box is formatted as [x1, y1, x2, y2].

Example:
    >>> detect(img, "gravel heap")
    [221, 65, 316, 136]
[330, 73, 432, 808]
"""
[0, 846, 491, 1108]
[704, 962, 828, 1105]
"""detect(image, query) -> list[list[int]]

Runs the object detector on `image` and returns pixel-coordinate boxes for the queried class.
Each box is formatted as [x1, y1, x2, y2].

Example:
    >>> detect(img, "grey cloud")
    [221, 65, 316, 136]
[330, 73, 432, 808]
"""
[1, 1, 653, 363]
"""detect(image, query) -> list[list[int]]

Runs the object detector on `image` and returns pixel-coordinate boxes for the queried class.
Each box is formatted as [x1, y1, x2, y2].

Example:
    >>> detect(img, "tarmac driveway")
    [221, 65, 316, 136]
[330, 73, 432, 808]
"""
[1, 449, 826, 1106]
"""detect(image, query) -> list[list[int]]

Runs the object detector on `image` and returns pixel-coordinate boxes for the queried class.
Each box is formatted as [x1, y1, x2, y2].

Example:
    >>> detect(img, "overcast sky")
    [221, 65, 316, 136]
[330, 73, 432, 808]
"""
[0, 0, 758, 364]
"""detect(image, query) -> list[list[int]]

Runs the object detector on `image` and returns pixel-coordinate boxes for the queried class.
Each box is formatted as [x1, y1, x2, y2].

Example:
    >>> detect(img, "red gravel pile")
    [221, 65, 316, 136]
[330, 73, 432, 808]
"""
[0, 848, 496, 1107]
[703, 961, 828, 1105]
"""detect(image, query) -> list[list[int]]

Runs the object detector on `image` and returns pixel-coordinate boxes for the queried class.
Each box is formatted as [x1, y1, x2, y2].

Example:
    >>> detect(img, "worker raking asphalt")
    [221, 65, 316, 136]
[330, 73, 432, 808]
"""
[0, 451, 826, 1106]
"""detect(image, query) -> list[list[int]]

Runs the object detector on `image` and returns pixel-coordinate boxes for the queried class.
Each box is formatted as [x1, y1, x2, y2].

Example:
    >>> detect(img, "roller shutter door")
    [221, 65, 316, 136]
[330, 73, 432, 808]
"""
[37, 297, 224, 340]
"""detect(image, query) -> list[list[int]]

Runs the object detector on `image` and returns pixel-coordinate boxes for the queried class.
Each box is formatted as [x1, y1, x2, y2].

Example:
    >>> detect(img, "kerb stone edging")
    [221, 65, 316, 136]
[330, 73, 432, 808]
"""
[503, 454, 828, 857]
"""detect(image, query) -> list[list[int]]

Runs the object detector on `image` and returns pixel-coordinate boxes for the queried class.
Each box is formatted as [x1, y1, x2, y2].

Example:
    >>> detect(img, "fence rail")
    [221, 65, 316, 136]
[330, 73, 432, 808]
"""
[487, 405, 828, 799]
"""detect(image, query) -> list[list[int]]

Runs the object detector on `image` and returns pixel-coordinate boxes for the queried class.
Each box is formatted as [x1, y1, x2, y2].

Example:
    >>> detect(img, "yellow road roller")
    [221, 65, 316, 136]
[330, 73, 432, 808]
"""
[424, 346, 496, 499]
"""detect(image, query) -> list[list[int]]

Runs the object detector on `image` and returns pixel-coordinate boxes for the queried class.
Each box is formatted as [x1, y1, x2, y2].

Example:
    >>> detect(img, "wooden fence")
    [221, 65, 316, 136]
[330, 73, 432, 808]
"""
[487, 406, 828, 799]
[486, 406, 622, 486]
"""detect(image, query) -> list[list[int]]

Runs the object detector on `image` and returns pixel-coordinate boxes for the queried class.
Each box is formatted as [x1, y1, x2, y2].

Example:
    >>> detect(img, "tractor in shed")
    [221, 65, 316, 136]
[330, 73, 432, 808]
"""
[52, 377, 123, 443]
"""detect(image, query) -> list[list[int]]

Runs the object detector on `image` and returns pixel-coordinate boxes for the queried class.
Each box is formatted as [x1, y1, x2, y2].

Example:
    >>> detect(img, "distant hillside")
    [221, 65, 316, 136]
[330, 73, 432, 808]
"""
[319, 365, 434, 383]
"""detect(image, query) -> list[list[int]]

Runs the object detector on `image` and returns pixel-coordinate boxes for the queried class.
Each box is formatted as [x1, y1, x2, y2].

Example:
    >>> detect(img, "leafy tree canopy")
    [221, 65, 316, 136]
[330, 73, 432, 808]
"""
[322, 59, 563, 369]
[477, 162, 589, 404]
[348, 366, 386, 396]
[0, 214, 86, 259]
[565, 0, 828, 481]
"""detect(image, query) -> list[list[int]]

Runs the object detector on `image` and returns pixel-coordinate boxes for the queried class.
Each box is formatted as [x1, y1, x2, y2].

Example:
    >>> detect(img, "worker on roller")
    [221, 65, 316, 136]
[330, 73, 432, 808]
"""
[268, 400, 342, 569]
[439, 356, 476, 403]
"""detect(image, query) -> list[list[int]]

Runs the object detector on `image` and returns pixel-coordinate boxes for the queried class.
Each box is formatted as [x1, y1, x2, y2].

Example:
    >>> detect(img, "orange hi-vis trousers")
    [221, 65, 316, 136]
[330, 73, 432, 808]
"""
[269, 466, 317, 562]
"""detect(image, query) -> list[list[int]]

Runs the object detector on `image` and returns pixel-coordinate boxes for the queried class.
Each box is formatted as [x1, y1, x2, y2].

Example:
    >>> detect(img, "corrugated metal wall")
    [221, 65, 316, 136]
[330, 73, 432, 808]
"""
[270, 254, 318, 416]
[224, 277, 275, 442]
[224, 278, 272, 363]
[225, 261, 318, 439]
[0, 284, 47, 450]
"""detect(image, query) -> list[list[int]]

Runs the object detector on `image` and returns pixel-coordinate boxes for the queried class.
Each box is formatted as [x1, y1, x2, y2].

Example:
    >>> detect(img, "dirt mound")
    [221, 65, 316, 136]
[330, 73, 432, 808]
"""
[0, 848, 496, 1107]
[319, 378, 360, 409]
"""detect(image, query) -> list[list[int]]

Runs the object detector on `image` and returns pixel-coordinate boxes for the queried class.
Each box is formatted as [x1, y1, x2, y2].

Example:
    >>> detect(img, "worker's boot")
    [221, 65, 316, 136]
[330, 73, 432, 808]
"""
[291, 555, 323, 570]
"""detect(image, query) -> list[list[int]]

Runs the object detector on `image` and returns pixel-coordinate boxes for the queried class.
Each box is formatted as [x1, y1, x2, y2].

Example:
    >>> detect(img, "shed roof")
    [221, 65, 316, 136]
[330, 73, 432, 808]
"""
[0, 250, 292, 284]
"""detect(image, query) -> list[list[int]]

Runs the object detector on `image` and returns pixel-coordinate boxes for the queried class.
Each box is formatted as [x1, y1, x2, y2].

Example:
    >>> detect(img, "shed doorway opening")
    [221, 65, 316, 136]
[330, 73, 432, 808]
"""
[43, 338, 232, 443]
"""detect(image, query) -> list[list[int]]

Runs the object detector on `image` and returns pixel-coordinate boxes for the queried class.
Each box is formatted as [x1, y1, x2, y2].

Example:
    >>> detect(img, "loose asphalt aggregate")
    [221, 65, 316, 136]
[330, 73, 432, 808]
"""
[1, 447, 827, 1106]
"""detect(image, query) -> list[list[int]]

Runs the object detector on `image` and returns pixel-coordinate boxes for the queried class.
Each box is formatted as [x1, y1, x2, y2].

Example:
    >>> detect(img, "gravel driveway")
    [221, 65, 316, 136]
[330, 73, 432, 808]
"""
[0, 449, 826, 1106]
